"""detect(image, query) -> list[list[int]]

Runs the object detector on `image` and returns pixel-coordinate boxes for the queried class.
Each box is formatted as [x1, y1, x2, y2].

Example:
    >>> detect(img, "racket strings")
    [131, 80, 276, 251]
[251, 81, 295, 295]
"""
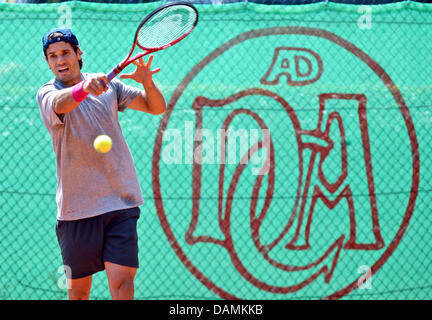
[137, 5, 197, 49]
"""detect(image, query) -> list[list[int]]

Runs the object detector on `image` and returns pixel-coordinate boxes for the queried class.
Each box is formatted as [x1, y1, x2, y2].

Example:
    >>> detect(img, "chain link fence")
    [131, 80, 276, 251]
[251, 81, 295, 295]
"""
[0, 0, 431, 300]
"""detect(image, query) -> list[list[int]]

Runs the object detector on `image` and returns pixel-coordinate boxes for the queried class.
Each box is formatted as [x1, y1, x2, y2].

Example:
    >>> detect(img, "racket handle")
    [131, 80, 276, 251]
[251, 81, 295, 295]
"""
[107, 69, 120, 82]
[100, 67, 122, 87]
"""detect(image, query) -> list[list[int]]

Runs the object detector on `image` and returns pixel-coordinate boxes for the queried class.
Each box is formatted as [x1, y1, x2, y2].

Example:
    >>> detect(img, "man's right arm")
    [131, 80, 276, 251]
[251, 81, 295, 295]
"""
[53, 73, 109, 115]
[52, 86, 81, 115]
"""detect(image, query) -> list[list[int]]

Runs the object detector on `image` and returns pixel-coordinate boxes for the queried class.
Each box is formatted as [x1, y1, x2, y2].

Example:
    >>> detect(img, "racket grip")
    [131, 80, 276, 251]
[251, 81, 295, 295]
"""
[100, 67, 122, 87]
[107, 69, 119, 82]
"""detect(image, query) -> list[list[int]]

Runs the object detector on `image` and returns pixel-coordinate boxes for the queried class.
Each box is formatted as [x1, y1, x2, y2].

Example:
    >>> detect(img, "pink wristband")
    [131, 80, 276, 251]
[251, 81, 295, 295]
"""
[71, 80, 89, 102]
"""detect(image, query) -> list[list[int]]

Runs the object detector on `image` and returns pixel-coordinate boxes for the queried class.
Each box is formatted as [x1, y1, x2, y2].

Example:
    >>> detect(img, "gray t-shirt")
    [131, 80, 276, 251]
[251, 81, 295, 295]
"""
[37, 73, 144, 221]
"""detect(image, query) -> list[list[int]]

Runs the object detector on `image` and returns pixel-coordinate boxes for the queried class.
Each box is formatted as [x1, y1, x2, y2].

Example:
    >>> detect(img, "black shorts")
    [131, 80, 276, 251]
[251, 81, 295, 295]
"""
[56, 207, 140, 279]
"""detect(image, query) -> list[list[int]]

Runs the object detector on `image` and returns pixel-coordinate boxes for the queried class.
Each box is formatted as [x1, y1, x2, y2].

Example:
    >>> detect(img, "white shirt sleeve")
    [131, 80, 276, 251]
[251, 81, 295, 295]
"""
[36, 83, 64, 130]
[110, 78, 142, 112]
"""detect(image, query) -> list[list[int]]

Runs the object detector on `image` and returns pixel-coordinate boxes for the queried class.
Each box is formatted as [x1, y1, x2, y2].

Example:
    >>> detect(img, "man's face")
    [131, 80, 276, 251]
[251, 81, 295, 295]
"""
[45, 41, 82, 84]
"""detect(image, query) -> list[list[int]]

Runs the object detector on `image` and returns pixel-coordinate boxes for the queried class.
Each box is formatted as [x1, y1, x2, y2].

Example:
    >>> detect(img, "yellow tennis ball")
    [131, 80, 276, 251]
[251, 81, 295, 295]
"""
[93, 135, 112, 153]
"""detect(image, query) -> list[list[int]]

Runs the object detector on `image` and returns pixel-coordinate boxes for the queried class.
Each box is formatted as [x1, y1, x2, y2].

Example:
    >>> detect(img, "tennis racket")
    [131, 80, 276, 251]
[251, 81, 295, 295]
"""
[105, 1, 198, 83]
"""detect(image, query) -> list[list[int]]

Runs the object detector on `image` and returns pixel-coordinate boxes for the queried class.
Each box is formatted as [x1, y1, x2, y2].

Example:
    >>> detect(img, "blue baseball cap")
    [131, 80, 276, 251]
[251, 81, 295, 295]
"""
[43, 28, 79, 55]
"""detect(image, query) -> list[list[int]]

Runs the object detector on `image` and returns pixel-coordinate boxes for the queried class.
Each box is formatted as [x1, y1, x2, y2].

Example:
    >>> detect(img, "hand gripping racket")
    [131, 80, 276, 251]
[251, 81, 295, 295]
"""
[105, 1, 198, 83]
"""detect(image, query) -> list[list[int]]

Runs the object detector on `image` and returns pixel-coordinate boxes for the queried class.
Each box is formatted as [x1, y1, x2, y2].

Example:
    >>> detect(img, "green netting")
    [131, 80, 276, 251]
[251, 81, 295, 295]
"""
[0, 1, 431, 300]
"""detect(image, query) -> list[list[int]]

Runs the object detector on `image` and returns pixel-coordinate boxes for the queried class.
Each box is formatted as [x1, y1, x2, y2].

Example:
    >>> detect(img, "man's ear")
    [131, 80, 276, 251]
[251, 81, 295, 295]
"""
[77, 46, 83, 60]
[44, 55, 54, 72]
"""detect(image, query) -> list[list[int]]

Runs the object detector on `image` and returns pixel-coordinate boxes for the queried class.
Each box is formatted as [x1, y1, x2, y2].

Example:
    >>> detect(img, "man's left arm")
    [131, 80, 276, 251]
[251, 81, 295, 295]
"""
[120, 55, 166, 115]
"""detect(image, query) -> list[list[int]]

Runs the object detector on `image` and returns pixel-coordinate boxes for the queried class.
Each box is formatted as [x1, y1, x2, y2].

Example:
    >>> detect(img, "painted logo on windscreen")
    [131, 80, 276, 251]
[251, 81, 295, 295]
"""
[153, 27, 419, 299]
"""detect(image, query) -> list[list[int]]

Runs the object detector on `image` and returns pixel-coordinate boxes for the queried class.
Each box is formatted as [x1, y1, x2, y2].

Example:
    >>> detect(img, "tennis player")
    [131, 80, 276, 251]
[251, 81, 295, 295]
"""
[36, 28, 166, 300]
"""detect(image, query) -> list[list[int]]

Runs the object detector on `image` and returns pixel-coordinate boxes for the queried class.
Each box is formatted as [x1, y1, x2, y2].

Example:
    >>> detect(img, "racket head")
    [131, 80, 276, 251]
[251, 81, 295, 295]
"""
[134, 1, 198, 52]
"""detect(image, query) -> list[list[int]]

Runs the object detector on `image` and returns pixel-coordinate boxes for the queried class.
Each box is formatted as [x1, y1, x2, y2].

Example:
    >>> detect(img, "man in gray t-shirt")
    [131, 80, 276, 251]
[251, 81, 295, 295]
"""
[37, 28, 166, 300]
